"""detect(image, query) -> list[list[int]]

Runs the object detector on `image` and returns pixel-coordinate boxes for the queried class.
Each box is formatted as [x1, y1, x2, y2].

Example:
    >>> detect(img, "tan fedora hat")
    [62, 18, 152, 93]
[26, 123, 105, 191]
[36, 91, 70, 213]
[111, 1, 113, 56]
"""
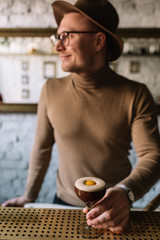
[52, 0, 123, 62]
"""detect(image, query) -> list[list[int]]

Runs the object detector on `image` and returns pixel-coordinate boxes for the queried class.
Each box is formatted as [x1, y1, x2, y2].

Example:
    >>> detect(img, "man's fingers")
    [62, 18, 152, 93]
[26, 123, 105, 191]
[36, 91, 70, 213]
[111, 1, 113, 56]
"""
[87, 204, 129, 229]
[83, 207, 89, 214]
[2, 196, 34, 207]
[108, 214, 129, 233]
[1, 199, 18, 207]
[86, 197, 114, 220]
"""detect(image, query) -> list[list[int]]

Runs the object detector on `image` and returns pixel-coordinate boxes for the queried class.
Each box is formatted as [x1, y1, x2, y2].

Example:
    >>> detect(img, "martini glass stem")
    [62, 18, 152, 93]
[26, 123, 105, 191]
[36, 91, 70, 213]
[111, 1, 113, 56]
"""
[77, 205, 103, 238]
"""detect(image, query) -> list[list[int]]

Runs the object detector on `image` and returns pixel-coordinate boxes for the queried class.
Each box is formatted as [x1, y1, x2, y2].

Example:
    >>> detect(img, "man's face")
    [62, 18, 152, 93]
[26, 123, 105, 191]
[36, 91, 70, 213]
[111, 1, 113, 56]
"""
[56, 12, 98, 75]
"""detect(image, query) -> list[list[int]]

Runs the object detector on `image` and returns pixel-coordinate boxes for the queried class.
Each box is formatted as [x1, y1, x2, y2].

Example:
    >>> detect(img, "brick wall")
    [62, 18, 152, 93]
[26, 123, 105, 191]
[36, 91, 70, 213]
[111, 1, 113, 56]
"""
[0, 113, 59, 203]
[0, 0, 160, 208]
[0, 0, 160, 28]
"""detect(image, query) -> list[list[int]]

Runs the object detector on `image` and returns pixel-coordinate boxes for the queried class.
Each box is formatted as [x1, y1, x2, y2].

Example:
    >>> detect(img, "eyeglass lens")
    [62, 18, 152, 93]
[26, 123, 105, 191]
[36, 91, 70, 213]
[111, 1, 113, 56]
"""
[51, 32, 69, 47]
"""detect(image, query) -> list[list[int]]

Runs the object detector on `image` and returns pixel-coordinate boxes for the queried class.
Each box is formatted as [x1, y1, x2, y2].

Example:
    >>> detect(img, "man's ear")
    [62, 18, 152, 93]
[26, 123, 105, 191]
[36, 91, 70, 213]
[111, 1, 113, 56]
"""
[95, 32, 106, 51]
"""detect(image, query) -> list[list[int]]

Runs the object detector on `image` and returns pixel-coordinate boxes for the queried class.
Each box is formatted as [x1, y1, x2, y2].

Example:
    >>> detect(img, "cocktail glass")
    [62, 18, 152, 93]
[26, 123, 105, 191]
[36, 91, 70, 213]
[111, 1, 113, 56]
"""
[75, 177, 106, 238]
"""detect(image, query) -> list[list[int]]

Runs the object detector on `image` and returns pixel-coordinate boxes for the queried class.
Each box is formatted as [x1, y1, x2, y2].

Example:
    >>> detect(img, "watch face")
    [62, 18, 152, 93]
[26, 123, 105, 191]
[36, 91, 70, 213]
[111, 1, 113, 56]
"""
[129, 191, 135, 202]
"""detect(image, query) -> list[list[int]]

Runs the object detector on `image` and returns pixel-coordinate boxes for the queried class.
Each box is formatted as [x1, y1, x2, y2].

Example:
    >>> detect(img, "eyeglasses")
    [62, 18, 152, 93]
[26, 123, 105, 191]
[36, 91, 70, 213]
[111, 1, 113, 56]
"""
[50, 31, 99, 47]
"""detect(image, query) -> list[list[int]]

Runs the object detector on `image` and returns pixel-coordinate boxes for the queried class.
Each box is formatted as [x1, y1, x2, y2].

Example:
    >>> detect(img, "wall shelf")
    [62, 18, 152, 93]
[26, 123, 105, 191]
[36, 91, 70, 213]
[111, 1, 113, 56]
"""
[0, 103, 159, 114]
[0, 28, 160, 38]
[0, 28, 56, 37]
[0, 103, 37, 113]
[118, 28, 160, 38]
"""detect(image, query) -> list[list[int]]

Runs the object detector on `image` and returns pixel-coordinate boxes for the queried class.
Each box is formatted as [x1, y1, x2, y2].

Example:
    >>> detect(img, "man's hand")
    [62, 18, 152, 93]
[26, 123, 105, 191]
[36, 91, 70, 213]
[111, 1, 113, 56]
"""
[1, 196, 34, 207]
[83, 186, 130, 233]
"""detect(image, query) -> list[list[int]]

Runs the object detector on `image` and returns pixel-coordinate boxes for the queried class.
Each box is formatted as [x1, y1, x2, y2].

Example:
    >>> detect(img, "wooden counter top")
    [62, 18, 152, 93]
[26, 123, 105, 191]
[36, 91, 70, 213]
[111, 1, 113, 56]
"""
[0, 207, 160, 239]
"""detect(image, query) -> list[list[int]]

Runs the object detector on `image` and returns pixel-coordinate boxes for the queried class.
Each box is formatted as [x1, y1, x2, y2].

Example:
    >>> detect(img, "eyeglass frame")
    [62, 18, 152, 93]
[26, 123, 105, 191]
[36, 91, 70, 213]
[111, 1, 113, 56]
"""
[50, 31, 99, 47]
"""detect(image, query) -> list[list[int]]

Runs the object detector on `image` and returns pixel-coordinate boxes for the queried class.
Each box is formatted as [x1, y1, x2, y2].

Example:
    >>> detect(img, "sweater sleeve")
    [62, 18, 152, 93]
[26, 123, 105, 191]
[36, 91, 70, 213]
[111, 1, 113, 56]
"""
[24, 81, 55, 200]
[119, 84, 160, 201]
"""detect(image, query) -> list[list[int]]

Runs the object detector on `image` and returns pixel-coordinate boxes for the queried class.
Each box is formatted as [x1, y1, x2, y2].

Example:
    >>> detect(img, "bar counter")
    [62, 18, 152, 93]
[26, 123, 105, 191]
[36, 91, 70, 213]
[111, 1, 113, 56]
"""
[0, 204, 160, 240]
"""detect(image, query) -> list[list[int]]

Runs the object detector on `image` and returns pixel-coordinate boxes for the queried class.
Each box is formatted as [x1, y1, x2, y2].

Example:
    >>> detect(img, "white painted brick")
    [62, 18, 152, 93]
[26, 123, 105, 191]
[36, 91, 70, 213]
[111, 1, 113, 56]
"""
[9, 13, 35, 27]
[32, 0, 48, 15]
[0, 15, 9, 27]
[11, 1, 29, 14]
[0, 0, 12, 12]
[0, 0, 159, 28]
[110, 0, 160, 27]
[138, 0, 155, 16]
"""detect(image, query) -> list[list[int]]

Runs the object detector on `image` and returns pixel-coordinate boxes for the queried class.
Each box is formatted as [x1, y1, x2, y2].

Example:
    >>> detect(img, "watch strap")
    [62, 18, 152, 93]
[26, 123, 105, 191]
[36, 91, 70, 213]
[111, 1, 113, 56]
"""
[117, 184, 135, 205]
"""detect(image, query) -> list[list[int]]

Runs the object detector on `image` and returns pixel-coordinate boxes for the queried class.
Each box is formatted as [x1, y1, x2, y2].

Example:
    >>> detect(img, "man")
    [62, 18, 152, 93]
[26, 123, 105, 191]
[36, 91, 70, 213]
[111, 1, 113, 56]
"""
[2, 0, 160, 233]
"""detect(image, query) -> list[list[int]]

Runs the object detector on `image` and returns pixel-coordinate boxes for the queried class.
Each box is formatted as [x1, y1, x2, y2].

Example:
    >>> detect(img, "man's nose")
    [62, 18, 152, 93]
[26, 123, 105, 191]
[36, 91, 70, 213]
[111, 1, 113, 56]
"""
[55, 40, 65, 52]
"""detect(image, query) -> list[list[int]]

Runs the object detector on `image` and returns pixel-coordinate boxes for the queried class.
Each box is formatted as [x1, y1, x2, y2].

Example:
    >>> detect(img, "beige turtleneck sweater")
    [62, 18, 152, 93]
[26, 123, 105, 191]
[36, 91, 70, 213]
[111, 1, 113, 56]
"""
[24, 65, 160, 206]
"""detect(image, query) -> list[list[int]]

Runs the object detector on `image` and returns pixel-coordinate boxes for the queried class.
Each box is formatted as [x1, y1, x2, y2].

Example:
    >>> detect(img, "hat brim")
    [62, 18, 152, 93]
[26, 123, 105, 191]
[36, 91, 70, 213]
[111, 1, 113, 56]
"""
[52, 1, 123, 61]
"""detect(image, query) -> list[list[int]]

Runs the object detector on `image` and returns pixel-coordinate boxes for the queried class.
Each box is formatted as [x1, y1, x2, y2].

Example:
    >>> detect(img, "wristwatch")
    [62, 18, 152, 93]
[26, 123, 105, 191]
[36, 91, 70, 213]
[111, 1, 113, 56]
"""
[117, 184, 135, 205]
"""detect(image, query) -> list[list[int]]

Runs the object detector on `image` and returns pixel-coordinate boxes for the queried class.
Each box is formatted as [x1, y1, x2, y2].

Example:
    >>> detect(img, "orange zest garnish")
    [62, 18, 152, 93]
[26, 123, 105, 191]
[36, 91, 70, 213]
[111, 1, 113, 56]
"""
[84, 180, 96, 186]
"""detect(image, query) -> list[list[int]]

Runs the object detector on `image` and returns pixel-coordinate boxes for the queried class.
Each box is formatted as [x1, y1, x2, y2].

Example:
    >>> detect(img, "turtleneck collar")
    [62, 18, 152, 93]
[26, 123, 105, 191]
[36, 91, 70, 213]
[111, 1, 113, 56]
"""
[70, 64, 113, 89]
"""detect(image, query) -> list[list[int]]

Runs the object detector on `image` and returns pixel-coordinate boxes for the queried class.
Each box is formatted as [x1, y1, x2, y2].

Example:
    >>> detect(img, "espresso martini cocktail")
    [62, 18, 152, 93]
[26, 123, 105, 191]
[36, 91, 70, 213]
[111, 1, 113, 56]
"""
[75, 177, 106, 208]
[75, 177, 106, 238]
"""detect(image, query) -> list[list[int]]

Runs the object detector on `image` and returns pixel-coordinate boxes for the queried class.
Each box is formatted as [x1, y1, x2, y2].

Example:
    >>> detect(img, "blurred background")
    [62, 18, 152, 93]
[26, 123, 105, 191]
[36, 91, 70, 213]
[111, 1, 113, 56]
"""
[0, 0, 160, 208]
